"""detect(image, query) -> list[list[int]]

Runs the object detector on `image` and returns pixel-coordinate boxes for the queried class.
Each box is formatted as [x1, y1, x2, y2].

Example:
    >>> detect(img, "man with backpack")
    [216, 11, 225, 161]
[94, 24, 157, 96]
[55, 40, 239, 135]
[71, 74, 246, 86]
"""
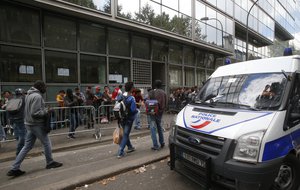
[7, 88, 26, 156]
[7, 80, 62, 177]
[116, 82, 138, 158]
[146, 80, 167, 150]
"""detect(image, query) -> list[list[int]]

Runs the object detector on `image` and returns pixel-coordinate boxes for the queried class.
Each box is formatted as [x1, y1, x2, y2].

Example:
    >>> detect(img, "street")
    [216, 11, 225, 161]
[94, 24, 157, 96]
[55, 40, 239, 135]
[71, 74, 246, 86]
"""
[74, 158, 225, 190]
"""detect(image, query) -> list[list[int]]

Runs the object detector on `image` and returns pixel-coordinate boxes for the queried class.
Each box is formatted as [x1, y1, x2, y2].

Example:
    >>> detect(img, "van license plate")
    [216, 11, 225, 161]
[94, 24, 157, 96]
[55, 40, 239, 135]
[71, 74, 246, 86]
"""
[182, 152, 206, 168]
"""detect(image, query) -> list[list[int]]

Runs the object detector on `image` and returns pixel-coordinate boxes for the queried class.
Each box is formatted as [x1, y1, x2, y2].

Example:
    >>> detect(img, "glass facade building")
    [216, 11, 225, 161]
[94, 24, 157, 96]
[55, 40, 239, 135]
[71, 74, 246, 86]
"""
[0, 0, 299, 100]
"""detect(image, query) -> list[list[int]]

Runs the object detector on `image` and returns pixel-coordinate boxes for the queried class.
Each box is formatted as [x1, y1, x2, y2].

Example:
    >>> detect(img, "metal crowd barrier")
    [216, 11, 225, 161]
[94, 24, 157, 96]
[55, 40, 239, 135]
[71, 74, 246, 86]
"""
[0, 103, 171, 148]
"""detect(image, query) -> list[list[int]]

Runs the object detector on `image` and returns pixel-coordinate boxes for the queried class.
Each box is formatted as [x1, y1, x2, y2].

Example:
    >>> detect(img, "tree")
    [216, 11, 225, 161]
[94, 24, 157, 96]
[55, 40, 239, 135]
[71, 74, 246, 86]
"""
[64, 0, 96, 9]
[134, 3, 155, 25]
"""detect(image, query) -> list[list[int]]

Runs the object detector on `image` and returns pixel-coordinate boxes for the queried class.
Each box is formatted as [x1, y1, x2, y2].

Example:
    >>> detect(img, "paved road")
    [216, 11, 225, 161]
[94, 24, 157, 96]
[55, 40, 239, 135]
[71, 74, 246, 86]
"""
[74, 158, 226, 190]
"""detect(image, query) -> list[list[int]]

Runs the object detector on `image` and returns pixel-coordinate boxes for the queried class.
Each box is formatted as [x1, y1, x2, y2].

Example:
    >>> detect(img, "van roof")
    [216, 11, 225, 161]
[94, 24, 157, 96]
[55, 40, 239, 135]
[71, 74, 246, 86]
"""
[211, 55, 300, 78]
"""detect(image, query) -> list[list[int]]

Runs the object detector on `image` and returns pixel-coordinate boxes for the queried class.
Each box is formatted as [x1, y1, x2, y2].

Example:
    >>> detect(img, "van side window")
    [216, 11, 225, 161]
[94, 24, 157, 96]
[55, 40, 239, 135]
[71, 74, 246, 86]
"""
[287, 74, 300, 128]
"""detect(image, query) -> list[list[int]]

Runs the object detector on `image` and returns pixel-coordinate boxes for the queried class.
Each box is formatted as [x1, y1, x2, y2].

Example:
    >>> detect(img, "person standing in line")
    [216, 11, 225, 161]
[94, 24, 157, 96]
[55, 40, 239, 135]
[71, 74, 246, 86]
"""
[56, 90, 65, 129]
[64, 89, 79, 139]
[133, 89, 143, 130]
[7, 88, 26, 156]
[112, 84, 123, 101]
[85, 86, 95, 129]
[7, 80, 62, 177]
[102, 86, 112, 121]
[117, 82, 138, 158]
[148, 80, 167, 150]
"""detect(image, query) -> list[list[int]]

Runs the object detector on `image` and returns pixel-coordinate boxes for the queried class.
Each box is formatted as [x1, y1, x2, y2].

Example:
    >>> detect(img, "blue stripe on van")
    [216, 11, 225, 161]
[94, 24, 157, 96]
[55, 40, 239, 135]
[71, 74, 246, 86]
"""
[262, 129, 300, 161]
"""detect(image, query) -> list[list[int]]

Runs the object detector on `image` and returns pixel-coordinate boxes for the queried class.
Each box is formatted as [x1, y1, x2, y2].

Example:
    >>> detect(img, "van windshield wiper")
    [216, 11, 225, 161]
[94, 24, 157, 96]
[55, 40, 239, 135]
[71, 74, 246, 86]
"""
[214, 102, 260, 111]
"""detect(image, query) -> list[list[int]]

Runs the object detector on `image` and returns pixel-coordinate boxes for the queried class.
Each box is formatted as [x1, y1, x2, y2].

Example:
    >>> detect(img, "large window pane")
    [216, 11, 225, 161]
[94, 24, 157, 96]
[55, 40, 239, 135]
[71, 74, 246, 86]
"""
[44, 15, 76, 50]
[109, 58, 130, 83]
[132, 35, 150, 59]
[152, 39, 168, 62]
[185, 67, 195, 86]
[0, 3, 40, 46]
[118, 0, 138, 19]
[80, 23, 106, 54]
[0, 46, 41, 82]
[62, 0, 111, 14]
[80, 55, 106, 84]
[108, 29, 130, 57]
[196, 68, 206, 86]
[184, 47, 195, 66]
[169, 65, 182, 86]
[179, 0, 191, 16]
[45, 51, 77, 83]
[162, 0, 178, 10]
[169, 43, 182, 64]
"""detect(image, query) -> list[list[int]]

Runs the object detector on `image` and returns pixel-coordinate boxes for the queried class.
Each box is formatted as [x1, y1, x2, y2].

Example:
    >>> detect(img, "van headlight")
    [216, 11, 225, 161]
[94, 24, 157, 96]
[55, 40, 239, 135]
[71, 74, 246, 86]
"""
[233, 131, 265, 163]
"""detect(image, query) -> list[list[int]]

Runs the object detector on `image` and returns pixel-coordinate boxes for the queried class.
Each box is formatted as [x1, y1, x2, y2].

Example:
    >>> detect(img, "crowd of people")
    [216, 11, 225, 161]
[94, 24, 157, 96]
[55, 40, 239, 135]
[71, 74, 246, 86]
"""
[1, 79, 168, 177]
[168, 86, 199, 112]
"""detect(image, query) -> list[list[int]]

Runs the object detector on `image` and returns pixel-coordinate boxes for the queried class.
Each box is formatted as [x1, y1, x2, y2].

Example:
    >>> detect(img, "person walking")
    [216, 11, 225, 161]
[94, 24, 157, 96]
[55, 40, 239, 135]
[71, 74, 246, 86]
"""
[7, 88, 26, 156]
[117, 82, 138, 158]
[64, 89, 79, 139]
[7, 80, 62, 177]
[148, 80, 167, 150]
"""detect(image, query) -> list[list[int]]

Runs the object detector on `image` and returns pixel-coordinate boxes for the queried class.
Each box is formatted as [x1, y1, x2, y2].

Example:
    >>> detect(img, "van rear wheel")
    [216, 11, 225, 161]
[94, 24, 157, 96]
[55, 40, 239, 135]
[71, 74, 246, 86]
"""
[271, 154, 300, 190]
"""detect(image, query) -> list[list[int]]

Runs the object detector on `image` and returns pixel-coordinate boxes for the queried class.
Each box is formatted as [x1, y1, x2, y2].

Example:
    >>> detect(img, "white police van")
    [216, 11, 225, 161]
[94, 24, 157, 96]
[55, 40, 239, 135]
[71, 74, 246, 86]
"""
[169, 55, 300, 190]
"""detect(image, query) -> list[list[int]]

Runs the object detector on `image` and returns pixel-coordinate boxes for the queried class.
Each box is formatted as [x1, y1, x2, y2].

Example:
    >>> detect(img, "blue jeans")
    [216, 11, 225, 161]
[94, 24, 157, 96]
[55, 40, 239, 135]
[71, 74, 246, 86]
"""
[11, 125, 54, 170]
[118, 120, 134, 156]
[134, 109, 141, 129]
[149, 114, 165, 149]
[0, 123, 6, 140]
[11, 119, 26, 156]
[69, 112, 78, 136]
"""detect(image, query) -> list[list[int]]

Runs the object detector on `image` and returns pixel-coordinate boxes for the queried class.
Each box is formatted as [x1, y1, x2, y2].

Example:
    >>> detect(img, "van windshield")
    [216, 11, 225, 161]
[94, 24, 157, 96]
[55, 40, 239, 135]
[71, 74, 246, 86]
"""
[194, 73, 288, 110]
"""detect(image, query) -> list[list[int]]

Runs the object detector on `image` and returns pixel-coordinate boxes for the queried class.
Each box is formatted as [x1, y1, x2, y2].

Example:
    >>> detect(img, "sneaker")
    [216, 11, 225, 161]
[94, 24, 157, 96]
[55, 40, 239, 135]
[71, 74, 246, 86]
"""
[7, 169, 25, 177]
[117, 152, 126, 159]
[151, 146, 160, 151]
[127, 147, 136, 153]
[134, 127, 141, 130]
[160, 143, 165, 149]
[67, 135, 75, 139]
[46, 161, 63, 169]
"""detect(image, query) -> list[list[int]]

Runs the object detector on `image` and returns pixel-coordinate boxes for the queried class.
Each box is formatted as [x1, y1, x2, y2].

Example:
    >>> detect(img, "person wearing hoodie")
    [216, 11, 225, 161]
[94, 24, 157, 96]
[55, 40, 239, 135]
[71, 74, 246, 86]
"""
[7, 80, 63, 177]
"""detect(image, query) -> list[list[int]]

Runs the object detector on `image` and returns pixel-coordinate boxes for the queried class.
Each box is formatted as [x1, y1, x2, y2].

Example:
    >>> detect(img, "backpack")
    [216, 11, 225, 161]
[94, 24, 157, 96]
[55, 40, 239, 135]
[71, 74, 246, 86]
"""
[6, 98, 23, 115]
[113, 96, 130, 121]
[145, 99, 159, 115]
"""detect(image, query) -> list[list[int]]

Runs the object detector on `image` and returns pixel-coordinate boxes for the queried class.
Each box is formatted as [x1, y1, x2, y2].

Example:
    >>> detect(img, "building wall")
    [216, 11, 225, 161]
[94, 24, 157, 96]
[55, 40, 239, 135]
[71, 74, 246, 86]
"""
[0, 0, 298, 100]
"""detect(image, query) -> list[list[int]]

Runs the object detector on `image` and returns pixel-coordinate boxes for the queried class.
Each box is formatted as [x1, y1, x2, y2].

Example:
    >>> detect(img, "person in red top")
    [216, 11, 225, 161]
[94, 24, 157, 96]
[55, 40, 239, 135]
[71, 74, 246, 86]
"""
[112, 84, 123, 101]
[133, 89, 143, 130]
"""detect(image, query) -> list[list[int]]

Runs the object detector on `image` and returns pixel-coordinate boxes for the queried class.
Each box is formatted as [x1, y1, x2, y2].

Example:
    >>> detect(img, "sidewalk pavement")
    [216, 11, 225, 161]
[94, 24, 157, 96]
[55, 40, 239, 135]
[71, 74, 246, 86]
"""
[0, 114, 174, 190]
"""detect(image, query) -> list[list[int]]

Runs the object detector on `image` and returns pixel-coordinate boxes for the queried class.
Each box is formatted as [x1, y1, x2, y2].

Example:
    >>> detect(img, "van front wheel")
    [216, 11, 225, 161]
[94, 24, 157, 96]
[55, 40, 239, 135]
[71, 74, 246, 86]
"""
[271, 154, 300, 190]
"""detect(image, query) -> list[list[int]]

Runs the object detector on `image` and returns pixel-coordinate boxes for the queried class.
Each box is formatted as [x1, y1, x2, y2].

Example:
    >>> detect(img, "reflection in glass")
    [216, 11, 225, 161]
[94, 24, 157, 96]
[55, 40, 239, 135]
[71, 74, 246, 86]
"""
[184, 47, 195, 66]
[185, 67, 195, 86]
[132, 35, 150, 59]
[169, 65, 182, 86]
[44, 15, 77, 50]
[117, 0, 138, 19]
[196, 68, 206, 86]
[0, 46, 41, 82]
[152, 39, 168, 62]
[80, 23, 106, 54]
[45, 51, 77, 83]
[109, 58, 130, 83]
[62, 0, 111, 14]
[108, 29, 130, 57]
[196, 73, 288, 111]
[179, 0, 191, 16]
[162, 0, 178, 10]
[0, 3, 40, 46]
[169, 43, 183, 64]
[80, 55, 106, 84]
